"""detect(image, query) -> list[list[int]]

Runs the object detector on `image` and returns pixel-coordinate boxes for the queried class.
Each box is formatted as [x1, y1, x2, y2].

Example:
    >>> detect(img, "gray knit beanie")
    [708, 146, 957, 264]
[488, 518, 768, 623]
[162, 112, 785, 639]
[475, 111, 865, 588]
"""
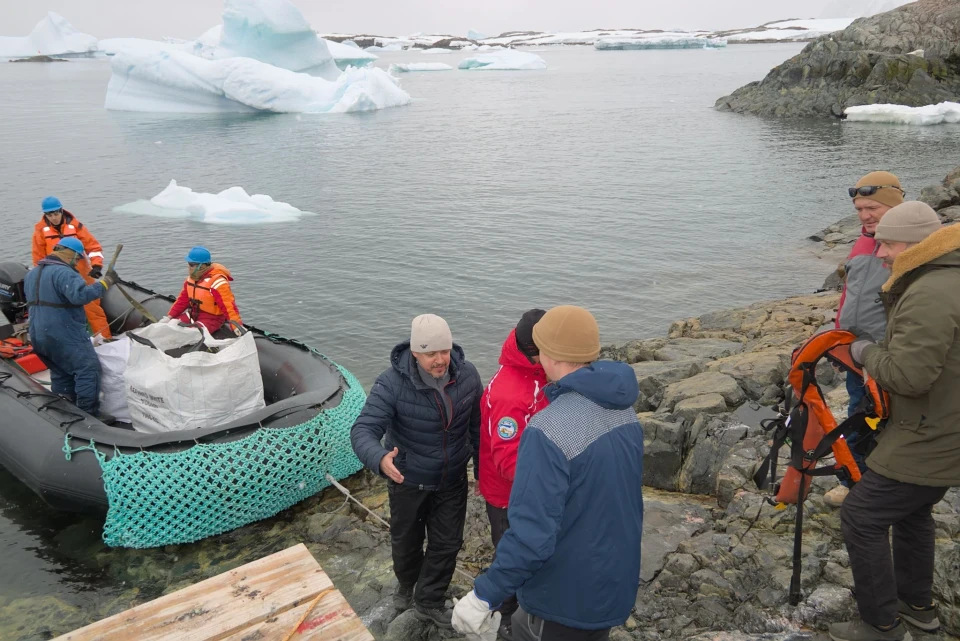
[410, 314, 452, 352]
[874, 201, 941, 243]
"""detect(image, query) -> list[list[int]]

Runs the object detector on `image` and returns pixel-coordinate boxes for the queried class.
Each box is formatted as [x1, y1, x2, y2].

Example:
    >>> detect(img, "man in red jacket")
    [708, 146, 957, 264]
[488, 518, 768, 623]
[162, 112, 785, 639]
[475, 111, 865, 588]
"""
[479, 309, 549, 641]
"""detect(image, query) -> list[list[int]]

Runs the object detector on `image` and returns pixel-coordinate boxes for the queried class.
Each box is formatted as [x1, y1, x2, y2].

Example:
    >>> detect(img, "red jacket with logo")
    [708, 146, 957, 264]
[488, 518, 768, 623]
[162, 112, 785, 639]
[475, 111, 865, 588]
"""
[478, 329, 549, 508]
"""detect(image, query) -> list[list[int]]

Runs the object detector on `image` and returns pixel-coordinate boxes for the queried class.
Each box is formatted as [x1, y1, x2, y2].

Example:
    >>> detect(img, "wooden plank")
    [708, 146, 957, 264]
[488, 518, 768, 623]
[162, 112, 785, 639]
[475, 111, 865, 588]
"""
[220, 586, 374, 641]
[54, 544, 337, 641]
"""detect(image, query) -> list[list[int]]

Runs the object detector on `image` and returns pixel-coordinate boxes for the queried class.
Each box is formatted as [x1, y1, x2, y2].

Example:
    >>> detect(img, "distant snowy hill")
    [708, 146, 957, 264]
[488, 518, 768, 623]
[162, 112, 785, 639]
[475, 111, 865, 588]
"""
[819, 0, 915, 19]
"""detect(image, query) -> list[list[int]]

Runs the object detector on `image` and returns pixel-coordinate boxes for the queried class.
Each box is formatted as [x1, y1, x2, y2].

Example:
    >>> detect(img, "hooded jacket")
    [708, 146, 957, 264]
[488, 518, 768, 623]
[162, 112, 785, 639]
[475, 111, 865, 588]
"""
[479, 329, 549, 509]
[862, 224, 960, 487]
[836, 231, 889, 341]
[473, 361, 645, 630]
[351, 341, 482, 490]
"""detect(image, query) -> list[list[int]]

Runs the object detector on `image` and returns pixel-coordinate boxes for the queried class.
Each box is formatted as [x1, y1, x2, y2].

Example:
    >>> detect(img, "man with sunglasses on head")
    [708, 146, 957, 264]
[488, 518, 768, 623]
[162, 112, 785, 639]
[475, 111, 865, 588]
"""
[32, 197, 112, 339]
[824, 172, 905, 509]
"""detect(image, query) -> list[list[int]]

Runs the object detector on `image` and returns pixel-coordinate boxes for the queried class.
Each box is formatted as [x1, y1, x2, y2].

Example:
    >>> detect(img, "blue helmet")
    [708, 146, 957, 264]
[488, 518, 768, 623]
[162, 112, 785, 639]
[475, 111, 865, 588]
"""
[42, 196, 62, 213]
[55, 237, 86, 257]
[185, 246, 212, 264]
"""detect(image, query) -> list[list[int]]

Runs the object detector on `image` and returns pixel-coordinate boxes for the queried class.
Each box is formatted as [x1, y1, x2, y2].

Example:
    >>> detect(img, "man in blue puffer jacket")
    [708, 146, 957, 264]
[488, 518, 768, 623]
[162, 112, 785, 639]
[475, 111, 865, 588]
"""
[453, 305, 645, 641]
[351, 314, 482, 628]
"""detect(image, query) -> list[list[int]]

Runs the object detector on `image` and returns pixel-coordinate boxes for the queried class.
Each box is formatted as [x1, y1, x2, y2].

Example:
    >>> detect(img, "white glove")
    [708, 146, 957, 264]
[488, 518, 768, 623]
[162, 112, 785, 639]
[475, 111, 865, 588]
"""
[452, 591, 500, 641]
[165, 316, 181, 325]
[158, 315, 171, 324]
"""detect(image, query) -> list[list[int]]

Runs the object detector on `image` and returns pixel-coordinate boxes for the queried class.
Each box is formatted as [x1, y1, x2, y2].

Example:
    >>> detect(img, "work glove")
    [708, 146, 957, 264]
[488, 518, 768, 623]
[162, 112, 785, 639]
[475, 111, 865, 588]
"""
[452, 591, 500, 641]
[98, 269, 119, 290]
[850, 338, 874, 369]
[88, 265, 103, 279]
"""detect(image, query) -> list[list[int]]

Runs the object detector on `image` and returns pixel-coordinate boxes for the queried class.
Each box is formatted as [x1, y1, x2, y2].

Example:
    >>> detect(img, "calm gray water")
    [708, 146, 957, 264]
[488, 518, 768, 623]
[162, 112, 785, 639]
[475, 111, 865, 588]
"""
[2, 44, 959, 628]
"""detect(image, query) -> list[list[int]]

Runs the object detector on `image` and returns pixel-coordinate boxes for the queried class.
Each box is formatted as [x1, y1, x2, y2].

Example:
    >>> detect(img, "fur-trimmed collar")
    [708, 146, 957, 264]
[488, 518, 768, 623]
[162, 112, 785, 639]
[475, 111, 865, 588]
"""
[882, 224, 960, 292]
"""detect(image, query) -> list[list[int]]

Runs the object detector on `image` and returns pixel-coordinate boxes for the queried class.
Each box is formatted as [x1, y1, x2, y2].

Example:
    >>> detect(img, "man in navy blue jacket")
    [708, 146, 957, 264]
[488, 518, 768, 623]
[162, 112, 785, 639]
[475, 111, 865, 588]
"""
[453, 305, 645, 641]
[351, 314, 482, 628]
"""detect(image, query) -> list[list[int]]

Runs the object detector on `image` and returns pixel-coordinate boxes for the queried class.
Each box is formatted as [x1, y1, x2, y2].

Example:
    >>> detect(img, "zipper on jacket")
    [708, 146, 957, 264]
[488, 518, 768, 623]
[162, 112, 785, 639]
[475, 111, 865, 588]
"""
[434, 379, 455, 487]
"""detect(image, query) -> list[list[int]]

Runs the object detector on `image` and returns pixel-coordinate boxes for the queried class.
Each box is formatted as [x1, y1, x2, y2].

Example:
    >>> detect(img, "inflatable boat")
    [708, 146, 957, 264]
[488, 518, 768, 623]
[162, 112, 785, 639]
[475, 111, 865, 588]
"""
[0, 263, 365, 548]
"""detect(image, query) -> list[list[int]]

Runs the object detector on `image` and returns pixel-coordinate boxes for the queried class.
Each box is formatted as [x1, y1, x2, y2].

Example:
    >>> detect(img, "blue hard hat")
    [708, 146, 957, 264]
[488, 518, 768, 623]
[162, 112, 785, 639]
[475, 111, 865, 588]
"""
[42, 196, 63, 213]
[185, 246, 212, 264]
[55, 237, 85, 257]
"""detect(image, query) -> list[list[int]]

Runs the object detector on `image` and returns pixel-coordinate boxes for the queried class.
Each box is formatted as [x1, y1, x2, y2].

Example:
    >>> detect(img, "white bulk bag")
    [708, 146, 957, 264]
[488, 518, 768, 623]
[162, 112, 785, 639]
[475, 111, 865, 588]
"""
[124, 322, 265, 433]
[95, 335, 132, 424]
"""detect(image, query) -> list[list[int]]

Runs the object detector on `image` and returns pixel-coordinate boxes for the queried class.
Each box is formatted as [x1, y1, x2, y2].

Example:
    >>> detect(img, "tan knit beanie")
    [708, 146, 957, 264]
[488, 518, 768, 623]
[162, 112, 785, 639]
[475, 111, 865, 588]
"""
[853, 171, 904, 209]
[874, 201, 941, 243]
[532, 305, 600, 364]
[410, 314, 452, 352]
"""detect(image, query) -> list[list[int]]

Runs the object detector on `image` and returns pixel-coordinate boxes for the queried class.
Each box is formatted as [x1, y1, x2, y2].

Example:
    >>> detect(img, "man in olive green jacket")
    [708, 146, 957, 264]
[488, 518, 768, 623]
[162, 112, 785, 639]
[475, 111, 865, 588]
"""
[830, 202, 960, 641]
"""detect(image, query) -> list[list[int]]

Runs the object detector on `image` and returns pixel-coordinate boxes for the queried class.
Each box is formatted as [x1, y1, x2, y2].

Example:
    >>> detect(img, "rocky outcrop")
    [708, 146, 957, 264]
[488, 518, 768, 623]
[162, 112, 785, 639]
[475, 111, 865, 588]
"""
[715, 0, 960, 118]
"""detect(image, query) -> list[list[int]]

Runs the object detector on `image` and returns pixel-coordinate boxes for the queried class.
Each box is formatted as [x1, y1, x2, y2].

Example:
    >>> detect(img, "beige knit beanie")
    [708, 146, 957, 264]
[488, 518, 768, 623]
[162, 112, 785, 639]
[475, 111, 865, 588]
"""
[874, 201, 941, 243]
[853, 171, 905, 209]
[532, 305, 600, 364]
[410, 314, 452, 352]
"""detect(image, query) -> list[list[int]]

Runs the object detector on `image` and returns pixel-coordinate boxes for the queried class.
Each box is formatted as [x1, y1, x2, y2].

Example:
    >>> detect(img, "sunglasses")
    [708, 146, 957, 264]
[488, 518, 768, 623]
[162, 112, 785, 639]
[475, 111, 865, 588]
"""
[848, 185, 905, 198]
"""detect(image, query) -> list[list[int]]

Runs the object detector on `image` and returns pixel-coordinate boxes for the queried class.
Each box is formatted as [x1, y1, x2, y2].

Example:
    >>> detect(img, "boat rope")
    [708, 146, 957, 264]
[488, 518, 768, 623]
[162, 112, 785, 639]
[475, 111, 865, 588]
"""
[62, 433, 107, 463]
[324, 473, 476, 584]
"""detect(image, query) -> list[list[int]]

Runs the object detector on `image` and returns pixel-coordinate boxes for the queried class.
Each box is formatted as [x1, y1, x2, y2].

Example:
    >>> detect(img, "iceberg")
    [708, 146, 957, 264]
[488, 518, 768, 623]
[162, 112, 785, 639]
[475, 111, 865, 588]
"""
[458, 50, 547, 70]
[114, 180, 314, 225]
[844, 102, 960, 125]
[467, 29, 488, 41]
[389, 62, 453, 72]
[210, 0, 341, 79]
[104, 47, 411, 113]
[595, 36, 726, 50]
[0, 12, 98, 59]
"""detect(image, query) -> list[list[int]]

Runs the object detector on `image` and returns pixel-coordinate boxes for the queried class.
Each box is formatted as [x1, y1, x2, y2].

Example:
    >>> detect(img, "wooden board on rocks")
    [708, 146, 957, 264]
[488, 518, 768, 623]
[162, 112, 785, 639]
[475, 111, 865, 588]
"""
[53, 543, 372, 641]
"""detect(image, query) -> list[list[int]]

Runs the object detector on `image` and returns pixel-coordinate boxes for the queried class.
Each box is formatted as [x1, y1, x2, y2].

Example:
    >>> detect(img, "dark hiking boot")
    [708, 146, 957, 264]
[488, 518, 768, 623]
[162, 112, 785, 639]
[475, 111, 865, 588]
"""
[898, 600, 940, 632]
[393, 584, 414, 611]
[829, 619, 912, 641]
[414, 604, 453, 629]
[95, 411, 116, 426]
[498, 617, 514, 641]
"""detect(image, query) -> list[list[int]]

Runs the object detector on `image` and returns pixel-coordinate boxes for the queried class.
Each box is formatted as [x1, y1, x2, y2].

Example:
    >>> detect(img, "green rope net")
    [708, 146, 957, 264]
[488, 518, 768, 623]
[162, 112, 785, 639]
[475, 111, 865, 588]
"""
[66, 364, 366, 549]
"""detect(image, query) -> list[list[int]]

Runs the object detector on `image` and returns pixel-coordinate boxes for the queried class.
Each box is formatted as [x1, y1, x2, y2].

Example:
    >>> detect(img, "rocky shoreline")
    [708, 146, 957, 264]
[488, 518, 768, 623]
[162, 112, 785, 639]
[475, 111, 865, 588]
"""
[715, 0, 960, 118]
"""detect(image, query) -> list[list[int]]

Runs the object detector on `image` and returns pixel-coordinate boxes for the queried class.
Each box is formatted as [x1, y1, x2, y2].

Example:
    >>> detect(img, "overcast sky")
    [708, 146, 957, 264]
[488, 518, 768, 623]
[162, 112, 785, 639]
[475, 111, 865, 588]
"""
[2, 0, 842, 40]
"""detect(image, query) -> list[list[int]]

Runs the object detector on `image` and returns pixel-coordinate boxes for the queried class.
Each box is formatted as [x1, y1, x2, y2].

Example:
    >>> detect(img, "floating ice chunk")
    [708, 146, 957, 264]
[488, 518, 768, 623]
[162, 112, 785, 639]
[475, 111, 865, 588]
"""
[114, 180, 316, 225]
[1, 12, 98, 59]
[467, 29, 488, 41]
[421, 48, 453, 54]
[215, 0, 340, 78]
[595, 36, 726, 50]
[342, 40, 360, 49]
[458, 50, 546, 70]
[104, 48, 411, 114]
[844, 102, 960, 125]
[389, 62, 453, 72]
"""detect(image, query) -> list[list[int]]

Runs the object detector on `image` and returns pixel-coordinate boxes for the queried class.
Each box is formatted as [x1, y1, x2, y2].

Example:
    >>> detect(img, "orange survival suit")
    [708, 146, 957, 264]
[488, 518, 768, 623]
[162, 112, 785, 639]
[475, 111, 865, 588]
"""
[168, 264, 242, 335]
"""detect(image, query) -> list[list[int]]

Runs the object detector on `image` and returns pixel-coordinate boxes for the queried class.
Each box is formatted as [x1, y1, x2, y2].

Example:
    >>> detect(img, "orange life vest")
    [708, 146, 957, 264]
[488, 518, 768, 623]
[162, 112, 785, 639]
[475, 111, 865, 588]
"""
[753, 328, 890, 605]
[185, 265, 233, 317]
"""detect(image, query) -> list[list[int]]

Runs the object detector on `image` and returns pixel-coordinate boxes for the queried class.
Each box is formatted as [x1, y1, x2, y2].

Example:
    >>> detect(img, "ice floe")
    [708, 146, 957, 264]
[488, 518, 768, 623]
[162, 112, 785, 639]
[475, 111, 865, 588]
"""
[458, 50, 547, 70]
[389, 62, 453, 72]
[114, 180, 315, 225]
[467, 29, 488, 41]
[844, 102, 960, 125]
[0, 12, 98, 59]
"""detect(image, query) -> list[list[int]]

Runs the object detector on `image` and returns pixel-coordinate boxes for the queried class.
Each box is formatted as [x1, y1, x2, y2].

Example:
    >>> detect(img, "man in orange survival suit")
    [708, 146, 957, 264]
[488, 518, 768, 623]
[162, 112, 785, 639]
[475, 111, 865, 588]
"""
[163, 246, 242, 338]
[32, 196, 111, 339]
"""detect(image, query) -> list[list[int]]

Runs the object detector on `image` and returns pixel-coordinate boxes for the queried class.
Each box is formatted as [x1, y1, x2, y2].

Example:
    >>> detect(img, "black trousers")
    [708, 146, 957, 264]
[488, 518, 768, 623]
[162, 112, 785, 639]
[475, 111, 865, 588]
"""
[512, 606, 610, 641]
[486, 501, 519, 618]
[840, 470, 948, 625]
[388, 474, 468, 608]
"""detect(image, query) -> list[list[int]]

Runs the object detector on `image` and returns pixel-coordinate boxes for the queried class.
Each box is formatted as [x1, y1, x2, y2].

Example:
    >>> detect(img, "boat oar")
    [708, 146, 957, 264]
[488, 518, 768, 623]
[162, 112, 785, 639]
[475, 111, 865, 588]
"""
[105, 243, 123, 273]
